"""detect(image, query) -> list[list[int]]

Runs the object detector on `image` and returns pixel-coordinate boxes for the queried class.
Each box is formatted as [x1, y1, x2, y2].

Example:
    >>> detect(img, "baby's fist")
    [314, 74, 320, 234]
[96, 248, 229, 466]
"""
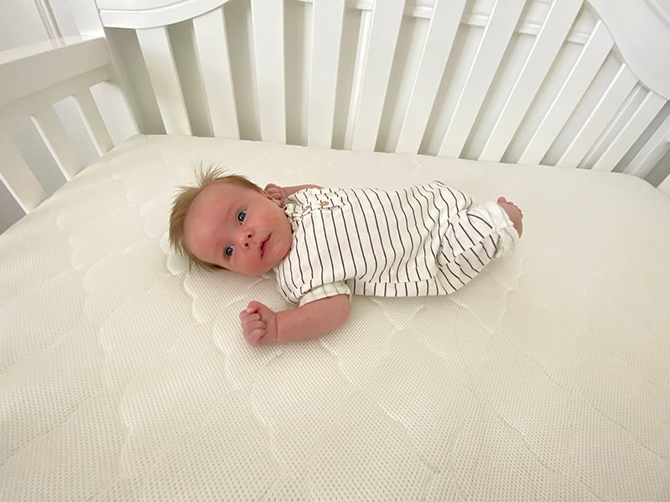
[239, 301, 278, 346]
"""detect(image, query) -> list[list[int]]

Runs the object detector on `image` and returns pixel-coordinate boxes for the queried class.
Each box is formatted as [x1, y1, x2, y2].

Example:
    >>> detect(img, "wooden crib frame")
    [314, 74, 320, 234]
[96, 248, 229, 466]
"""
[1, 0, 670, 217]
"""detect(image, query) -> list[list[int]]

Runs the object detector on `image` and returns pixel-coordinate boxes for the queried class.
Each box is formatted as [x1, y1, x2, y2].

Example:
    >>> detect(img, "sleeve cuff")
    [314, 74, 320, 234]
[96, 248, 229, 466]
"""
[478, 201, 520, 257]
[299, 282, 351, 306]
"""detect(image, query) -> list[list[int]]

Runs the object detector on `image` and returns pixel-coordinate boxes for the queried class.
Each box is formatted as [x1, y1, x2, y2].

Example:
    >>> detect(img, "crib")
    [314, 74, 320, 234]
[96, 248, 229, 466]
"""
[1, 0, 669, 500]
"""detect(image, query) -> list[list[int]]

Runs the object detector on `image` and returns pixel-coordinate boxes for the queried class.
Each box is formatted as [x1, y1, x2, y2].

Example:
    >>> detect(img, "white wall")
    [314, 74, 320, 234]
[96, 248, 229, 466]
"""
[0, 0, 49, 50]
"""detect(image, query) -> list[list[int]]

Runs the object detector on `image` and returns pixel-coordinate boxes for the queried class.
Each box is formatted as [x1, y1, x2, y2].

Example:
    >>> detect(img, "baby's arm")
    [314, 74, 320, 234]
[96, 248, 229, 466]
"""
[240, 295, 350, 346]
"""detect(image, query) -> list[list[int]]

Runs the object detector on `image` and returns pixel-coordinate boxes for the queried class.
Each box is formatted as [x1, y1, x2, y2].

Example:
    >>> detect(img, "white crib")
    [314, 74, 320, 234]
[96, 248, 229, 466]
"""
[1, 0, 669, 500]
[3, 0, 670, 211]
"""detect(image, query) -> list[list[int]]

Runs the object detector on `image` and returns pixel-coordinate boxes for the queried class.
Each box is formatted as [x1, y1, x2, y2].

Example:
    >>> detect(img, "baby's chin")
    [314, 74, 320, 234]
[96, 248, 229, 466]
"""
[239, 259, 282, 276]
[260, 256, 284, 273]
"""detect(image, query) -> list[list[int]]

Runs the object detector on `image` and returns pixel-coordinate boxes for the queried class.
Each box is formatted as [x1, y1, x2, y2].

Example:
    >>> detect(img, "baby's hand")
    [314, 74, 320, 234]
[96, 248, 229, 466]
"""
[239, 301, 278, 346]
[264, 183, 288, 206]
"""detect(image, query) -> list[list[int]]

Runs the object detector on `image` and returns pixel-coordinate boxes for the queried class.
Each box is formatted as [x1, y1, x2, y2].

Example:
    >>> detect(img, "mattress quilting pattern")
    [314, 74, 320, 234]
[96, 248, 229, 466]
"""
[1, 135, 669, 500]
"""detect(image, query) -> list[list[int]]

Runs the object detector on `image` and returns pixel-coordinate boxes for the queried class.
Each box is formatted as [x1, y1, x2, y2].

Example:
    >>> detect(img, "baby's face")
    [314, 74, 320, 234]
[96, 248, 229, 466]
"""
[183, 182, 292, 275]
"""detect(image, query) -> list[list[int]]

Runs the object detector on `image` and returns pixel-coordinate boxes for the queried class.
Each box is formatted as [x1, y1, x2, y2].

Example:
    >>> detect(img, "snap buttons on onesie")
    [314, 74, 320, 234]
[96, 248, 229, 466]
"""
[284, 189, 346, 220]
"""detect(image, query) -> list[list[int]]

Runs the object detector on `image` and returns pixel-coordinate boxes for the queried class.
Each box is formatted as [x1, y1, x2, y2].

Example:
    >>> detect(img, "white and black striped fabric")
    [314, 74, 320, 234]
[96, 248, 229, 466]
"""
[273, 182, 518, 306]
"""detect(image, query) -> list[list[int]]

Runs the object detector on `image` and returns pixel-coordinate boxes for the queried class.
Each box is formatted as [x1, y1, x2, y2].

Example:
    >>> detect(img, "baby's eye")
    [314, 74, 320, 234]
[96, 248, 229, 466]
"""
[225, 245, 234, 257]
[237, 211, 246, 223]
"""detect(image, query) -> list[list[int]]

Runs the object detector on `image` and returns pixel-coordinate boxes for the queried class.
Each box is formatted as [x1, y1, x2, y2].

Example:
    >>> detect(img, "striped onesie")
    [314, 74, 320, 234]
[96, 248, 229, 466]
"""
[273, 181, 519, 306]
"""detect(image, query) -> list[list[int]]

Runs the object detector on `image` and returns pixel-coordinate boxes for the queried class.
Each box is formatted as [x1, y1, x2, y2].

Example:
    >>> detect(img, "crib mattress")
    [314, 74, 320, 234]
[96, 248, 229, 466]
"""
[1, 134, 669, 500]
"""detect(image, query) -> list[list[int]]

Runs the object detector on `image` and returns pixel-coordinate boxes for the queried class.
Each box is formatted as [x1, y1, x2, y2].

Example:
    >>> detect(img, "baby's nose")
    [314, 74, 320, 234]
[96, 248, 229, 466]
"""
[239, 230, 254, 247]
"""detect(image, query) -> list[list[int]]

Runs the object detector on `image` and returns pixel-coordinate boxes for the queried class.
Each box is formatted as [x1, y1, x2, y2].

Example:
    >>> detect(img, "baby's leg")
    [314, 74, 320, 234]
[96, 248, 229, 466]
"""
[436, 200, 521, 293]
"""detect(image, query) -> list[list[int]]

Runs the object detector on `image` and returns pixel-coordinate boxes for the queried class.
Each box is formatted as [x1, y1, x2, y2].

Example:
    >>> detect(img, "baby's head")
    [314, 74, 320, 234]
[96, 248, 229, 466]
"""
[169, 165, 292, 275]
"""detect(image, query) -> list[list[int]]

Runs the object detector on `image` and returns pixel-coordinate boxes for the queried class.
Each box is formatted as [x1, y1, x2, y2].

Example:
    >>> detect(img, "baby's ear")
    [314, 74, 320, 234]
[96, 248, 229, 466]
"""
[264, 192, 281, 207]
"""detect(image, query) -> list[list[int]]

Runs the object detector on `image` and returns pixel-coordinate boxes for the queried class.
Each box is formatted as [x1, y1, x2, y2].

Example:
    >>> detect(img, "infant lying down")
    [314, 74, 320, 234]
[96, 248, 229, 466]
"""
[169, 166, 524, 346]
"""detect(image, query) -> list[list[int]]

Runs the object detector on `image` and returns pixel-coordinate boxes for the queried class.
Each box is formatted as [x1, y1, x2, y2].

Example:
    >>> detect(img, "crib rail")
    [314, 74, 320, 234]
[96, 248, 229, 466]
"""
[0, 37, 114, 212]
[88, 0, 670, 196]
[2, 0, 670, 217]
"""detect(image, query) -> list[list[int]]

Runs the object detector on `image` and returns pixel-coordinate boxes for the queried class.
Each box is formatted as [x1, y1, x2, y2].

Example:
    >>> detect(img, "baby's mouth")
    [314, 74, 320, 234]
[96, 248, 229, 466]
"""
[261, 235, 270, 257]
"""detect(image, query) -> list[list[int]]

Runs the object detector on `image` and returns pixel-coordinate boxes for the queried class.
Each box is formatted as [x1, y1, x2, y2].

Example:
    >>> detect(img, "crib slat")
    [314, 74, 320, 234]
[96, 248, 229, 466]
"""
[351, 0, 405, 152]
[0, 135, 47, 213]
[308, 0, 346, 148]
[251, 0, 286, 143]
[556, 64, 637, 168]
[136, 26, 192, 135]
[73, 89, 114, 157]
[624, 112, 670, 178]
[395, 0, 467, 154]
[31, 105, 83, 180]
[592, 91, 666, 172]
[518, 21, 613, 166]
[438, 0, 526, 158]
[0, 67, 109, 134]
[193, 7, 239, 139]
[582, 86, 647, 169]
[479, 0, 582, 163]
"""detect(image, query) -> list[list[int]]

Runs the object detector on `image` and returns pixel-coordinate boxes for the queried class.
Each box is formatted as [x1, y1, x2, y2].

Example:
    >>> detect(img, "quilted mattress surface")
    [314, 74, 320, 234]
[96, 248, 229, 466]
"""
[1, 135, 669, 501]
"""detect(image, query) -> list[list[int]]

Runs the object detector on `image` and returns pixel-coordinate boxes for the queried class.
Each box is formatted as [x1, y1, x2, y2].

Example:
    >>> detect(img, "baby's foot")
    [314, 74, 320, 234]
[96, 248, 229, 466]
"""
[497, 197, 523, 237]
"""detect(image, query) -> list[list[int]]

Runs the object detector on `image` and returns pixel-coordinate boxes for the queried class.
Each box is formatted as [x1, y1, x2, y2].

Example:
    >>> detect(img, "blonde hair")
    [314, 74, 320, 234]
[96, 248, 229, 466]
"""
[169, 163, 263, 270]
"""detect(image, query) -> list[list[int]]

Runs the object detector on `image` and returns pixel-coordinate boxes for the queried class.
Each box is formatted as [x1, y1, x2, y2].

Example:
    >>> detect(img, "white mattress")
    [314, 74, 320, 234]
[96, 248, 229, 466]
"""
[1, 135, 669, 501]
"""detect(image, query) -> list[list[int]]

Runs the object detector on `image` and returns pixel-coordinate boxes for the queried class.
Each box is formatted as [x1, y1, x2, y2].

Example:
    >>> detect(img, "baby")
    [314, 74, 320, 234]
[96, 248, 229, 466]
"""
[170, 166, 523, 347]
